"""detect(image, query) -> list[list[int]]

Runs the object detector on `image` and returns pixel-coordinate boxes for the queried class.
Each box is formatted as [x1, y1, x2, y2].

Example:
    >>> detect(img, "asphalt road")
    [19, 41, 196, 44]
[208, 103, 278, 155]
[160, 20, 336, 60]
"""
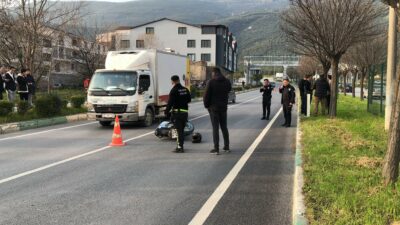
[0, 90, 296, 225]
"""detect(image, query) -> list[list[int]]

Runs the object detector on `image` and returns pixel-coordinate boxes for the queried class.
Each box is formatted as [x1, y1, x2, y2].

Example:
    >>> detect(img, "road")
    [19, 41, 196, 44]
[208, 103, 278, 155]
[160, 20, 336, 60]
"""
[0, 90, 296, 225]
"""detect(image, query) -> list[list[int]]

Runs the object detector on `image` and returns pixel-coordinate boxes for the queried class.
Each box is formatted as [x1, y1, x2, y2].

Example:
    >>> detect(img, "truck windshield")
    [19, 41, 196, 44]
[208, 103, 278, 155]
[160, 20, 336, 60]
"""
[89, 71, 137, 96]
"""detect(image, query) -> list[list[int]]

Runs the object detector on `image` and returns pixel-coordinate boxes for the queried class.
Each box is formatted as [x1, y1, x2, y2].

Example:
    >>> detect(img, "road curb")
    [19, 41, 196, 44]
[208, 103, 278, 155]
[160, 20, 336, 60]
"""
[293, 109, 308, 225]
[0, 113, 88, 135]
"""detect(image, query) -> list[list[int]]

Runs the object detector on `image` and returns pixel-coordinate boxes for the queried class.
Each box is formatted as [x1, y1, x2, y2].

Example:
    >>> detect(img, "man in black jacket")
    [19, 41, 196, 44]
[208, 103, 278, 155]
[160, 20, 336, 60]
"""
[25, 69, 35, 106]
[17, 69, 29, 101]
[0, 65, 5, 100]
[279, 78, 296, 127]
[313, 75, 330, 115]
[4, 66, 17, 102]
[165, 75, 191, 153]
[260, 79, 273, 120]
[203, 67, 232, 155]
[298, 75, 312, 115]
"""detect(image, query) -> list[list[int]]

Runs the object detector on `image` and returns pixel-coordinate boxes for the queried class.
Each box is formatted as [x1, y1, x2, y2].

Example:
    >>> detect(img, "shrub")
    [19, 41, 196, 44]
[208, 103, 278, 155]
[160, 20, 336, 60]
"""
[61, 99, 68, 109]
[0, 101, 14, 116]
[17, 101, 30, 115]
[190, 85, 198, 98]
[70, 95, 86, 108]
[35, 94, 62, 117]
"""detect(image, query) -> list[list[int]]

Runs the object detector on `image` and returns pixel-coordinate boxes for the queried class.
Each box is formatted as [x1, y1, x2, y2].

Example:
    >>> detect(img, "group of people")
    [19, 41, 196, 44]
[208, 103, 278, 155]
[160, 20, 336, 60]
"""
[0, 65, 35, 106]
[166, 67, 297, 154]
[298, 74, 331, 116]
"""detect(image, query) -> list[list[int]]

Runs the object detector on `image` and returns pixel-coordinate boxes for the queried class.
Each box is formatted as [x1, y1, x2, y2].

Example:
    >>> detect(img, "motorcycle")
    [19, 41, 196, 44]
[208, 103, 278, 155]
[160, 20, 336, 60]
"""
[154, 120, 195, 139]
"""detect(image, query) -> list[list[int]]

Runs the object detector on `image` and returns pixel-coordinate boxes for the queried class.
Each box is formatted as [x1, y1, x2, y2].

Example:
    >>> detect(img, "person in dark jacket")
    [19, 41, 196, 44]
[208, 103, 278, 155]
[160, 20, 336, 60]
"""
[279, 78, 296, 127]
[165, 75, 191, 153]
[17, 69, 29, 101]
[298, 75, 312, 115]
[0, 65, 5, 100]
[25, 69, 35, 106]
[260, 79, 273, 120]
[203, 67, 232, 155]
[4, 66, 17, 102]
[313, 75, 330, 115]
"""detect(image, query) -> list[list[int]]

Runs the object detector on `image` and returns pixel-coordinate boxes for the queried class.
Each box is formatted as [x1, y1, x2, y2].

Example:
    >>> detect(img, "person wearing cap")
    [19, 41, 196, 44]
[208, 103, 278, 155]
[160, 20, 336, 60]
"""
[279, 78, 296, 127]
[260, 78, 273, 120]
[165, 75, 191, 153]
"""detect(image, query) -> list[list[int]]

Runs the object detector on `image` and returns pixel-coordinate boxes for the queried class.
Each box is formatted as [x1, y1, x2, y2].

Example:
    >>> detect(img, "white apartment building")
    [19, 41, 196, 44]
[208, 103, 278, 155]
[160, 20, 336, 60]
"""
[100, 18, 238, 74]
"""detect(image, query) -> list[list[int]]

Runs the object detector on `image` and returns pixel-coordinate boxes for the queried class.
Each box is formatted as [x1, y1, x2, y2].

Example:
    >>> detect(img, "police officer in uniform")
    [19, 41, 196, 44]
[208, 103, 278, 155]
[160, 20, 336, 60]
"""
[260, 79, 273, 120]
[279, 78, 296, 127]
[165, 75, 191, 153]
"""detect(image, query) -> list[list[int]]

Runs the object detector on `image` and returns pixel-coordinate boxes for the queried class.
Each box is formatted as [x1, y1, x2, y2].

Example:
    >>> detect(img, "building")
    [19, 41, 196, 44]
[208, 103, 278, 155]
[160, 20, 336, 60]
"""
[41, 29, 108, 87]
[99, 18, 238, 77]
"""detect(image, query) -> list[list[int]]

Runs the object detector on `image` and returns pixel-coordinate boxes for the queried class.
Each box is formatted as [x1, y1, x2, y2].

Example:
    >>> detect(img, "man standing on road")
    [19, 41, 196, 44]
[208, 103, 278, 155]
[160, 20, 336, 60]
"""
[204, 67, 232, 155]
[279, 78, 296, 127]
[313, 75, 330, 115]
[4, 66, 17, 102]
[298, 75, 312, 116]
[260, 79, 273, 120]
[165, 75, 191, 153]
[0, 65, 5, 100]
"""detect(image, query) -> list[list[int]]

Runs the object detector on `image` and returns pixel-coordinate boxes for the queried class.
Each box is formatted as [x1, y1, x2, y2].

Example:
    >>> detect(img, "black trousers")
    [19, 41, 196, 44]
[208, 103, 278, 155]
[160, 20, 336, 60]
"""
[19, 93, 28, 101]
[172, 112, 188, 148]
[208, 109, 229, 150]
[283, 104, 292, 126]
[301, 94, 307, 115]
[262, 99, 271, 118]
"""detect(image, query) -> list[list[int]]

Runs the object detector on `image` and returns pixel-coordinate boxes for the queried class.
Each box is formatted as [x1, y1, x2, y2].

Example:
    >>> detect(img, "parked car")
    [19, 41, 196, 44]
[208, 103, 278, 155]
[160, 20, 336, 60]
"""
[372, 83, 386, 99]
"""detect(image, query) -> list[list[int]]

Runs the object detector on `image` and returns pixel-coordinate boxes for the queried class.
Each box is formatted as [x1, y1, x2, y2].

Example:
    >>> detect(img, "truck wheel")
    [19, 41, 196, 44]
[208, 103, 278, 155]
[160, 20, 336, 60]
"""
[143, 108, 154, 127]
[99, 121, 112, 127]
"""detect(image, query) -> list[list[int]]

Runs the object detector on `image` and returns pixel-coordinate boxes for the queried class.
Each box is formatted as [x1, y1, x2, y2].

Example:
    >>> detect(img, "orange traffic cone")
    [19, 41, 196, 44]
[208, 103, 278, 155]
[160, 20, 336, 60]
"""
[110, 116, 125, 147]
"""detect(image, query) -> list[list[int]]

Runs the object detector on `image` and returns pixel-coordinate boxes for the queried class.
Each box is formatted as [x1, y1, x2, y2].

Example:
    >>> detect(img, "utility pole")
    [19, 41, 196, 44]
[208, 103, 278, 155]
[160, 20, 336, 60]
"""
[385, 2, 398, 130]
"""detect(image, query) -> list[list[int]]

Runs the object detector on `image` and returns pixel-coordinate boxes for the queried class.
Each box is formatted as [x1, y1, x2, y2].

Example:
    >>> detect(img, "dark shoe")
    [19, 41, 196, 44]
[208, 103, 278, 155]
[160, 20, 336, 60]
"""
[286, 125, 291, 128]
[210, 149, 220, 155]
[261, 117, 266, 120]
[281, 123, 287, 127]
[223, 146, 230, 153]
[173, 147, 184, 153]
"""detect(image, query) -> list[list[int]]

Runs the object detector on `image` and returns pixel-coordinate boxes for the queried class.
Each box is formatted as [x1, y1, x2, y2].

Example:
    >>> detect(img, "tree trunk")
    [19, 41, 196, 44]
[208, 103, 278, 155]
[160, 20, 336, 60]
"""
[329, 58, 339, 118]
[344, 72, 347, 96]
[382, 77, 400, 185]
[352, 72, 356, 98]
[360, 71, 366, 101]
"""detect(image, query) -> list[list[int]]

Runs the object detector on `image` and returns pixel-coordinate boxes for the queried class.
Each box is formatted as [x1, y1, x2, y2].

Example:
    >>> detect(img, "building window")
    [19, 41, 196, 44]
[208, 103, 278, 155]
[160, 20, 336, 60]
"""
[120, 40, 130, 49]
[201, 54, 211, 62]
[54, 63, 60, 72]
[146, 27, 154, 34]
[187, 54, 196, 61]
[72, 51, 79, 58]
[103, 46, 106, 52]
[201, 40, 211, 48]
[43, 39, 52, 48]
[42, 53, 52, 62]
[111, 35, 116, 50]
[217, 27, 226, 35]
[58, 36, 64, 46]
[202, 26, 216, 34]
[71, 63, 75, 71]
[72, 39, 79, 47]
[136, 40, 145, 48]
[59, 47, 64, 59]
[187, 40, 196, 48]
[178, 27, 187, 34]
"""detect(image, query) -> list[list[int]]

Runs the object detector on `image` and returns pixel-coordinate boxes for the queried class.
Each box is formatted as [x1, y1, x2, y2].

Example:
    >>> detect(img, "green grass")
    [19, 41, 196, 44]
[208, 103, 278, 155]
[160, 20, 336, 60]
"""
[0, 107, 86, 124]
[302, 95, 400, 225]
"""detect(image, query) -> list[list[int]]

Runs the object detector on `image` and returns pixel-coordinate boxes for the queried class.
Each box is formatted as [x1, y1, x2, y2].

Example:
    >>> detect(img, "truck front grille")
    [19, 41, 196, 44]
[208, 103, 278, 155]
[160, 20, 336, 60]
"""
[94, 105, 127, 113]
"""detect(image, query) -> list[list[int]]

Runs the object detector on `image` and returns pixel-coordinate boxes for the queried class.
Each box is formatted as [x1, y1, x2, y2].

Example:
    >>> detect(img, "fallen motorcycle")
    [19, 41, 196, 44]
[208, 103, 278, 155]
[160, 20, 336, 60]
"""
[154, 121, 195, 139]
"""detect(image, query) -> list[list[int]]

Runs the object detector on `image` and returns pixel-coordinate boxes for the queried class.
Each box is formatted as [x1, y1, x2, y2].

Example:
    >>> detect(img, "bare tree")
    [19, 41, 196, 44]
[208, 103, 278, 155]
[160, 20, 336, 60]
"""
[281, 0, 384, 117]
[0, 0, 82, 84]
[297, 56, 319, 77]
[137, 34, 163, 50]
[71, 22, 108, 79]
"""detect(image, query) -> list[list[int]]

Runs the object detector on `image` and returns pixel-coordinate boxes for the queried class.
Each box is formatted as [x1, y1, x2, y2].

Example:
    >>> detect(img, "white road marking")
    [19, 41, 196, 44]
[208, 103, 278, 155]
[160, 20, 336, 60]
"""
[0, 122, 98, 142]
[188, 107, 283, 225]
[0, 94, 261, 185]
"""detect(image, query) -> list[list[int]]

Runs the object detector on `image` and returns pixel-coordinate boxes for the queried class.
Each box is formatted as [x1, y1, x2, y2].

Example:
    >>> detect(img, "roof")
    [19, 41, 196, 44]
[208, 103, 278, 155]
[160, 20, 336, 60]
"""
[113, 18, 228, 31]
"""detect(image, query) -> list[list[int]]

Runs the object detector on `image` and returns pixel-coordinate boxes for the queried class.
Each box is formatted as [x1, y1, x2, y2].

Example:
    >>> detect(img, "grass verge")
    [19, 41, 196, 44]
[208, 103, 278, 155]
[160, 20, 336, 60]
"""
[0, 107, 86, 124]
[302, 95, 400, 225]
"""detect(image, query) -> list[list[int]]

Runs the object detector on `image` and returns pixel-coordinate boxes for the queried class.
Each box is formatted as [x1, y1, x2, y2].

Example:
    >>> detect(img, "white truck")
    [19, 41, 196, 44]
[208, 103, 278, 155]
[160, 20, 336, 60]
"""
[87, 50, 189, 126]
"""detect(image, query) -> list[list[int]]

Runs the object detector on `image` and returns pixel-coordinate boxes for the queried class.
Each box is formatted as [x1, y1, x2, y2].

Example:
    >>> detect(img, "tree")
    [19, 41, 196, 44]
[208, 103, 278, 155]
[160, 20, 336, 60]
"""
[281, 0, 383, 117]
[297, 56, 319, 77]
[0, 0, 82, 84]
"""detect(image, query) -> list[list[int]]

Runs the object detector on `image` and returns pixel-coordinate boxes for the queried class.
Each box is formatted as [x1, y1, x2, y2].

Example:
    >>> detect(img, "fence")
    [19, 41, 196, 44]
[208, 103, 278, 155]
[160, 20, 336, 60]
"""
[367, 64, 386, 115]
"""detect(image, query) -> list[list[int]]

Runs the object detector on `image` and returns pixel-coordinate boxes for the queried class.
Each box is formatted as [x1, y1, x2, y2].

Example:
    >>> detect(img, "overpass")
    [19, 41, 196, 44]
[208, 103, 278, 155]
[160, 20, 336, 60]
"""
[244, 56, 300, 84]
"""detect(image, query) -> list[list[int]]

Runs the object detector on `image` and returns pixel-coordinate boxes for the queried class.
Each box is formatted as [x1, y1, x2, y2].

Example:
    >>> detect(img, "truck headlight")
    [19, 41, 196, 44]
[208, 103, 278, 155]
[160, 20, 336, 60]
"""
[127, 102, 138, 112]
[87, 103, 94, 112]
